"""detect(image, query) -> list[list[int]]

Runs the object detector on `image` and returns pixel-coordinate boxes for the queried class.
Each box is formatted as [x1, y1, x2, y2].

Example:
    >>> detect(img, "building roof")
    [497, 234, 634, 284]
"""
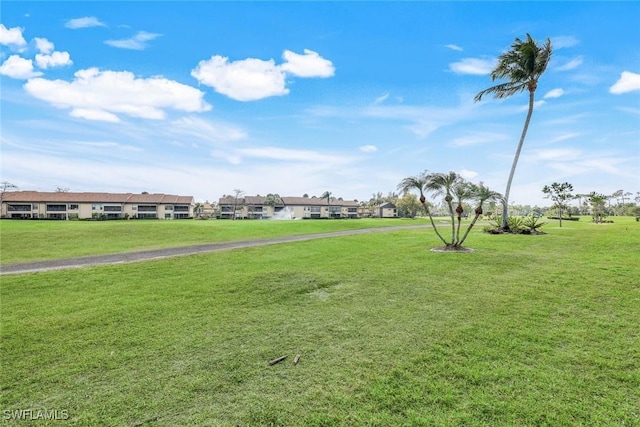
[2, 191, 194, 204]
[217, 195, 359, 207]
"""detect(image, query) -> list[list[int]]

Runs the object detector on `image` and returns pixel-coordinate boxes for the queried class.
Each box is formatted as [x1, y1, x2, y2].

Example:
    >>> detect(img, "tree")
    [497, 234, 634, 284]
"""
[232, 188, 244, 220]
[475, 34, 553, 231]
[0, 181, 18, 210]
[425, 171, 462, 244]
[56, 187, 69, 192]
[194, 202, 203, 217]
[397, 172, 448, 246]
[458, 183, 503, 246]
[587, 192, 608, 223]
[399, 171, 502, 250]
[395, 192, 420, 218]
[542, 182, 574, 227]
[321, 191, 332, 218]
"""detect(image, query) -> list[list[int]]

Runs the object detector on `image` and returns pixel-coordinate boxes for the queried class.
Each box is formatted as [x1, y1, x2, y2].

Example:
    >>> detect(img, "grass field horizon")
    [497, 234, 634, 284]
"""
[1, 217, 638, 425]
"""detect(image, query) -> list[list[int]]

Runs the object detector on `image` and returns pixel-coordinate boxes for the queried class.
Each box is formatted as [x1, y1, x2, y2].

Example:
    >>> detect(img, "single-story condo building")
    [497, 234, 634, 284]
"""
[1, 191, 194, 220]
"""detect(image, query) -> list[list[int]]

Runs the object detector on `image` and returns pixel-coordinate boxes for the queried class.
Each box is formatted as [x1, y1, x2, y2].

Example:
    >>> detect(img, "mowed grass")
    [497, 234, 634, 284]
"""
[0, 218, 421, 264]
[1, 218, 639, 425]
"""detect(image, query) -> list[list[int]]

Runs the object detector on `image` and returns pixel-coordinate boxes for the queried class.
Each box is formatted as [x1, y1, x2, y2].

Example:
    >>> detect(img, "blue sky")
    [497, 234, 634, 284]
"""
[1, 1, 639, 206]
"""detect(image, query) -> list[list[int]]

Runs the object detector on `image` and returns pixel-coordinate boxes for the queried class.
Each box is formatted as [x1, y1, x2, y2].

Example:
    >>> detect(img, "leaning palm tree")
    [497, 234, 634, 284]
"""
[475, 34, 552, 231]
[397, 172, 447, 246]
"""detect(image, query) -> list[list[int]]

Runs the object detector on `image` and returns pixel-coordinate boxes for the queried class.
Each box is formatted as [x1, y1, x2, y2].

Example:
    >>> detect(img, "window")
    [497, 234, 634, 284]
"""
[165, 205, 174, 211]
[8, 204, 31, 212]
[46, 204, 67, 212]
[138, 205, 157, 212]
[92, 204, 102, 210]
[68, 204, 79, 210]
[104, 205, 122, 212]
[174, 205, 189, 212]
[32, 204, 38, 210]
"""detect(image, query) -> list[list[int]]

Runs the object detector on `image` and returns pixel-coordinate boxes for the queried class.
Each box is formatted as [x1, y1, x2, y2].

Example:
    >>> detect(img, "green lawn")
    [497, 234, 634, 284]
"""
[1, 218, 638, 425]
[0, 218, 424, 264]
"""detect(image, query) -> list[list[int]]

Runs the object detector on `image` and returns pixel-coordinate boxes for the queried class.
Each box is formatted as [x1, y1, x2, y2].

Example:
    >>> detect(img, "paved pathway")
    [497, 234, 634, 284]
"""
[0, 225, 431, 275]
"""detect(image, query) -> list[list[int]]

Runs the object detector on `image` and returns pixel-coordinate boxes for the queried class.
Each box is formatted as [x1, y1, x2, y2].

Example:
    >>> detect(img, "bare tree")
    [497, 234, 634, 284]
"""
[0, 181, 18, 206]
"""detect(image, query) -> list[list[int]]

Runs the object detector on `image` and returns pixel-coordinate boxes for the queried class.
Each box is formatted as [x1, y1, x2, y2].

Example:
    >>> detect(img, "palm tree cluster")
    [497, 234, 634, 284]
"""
[398, 171, 502, 250]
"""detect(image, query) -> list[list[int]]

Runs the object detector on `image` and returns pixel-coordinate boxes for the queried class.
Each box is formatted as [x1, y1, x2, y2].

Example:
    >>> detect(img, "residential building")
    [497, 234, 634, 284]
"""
[377, 202, 398, 218]
[1, 191, 194, 220]
[217, 195, 360, 219]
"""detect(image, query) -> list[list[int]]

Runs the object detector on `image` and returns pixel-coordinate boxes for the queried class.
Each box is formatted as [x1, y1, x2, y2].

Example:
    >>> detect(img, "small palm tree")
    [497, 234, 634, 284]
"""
[475, 34, 552, 231]
[397, 173, 447, 246]
[458, 183, 503, 246]
[399, 172, 502, 250]
[425, 171, 463, 244]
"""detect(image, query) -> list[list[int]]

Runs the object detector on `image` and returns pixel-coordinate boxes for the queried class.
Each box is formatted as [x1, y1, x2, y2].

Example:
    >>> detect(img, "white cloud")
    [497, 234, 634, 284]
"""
[459, 169, 478, 179]
[555, 56, 583, 71]
[34, 37, 54, 54]
[445, 44, 463, 52]
[192, 49, 335, 101]
[24, 68, 211, 122]
[35, 51, 73, 69]
[373, 93, 389, 104]
[169, 116, 247, 142]
[359, 145, 377, 153]
[533, 148, 581, 161]
[451, 132, 508, 147]
[192, 56, 287, 101]
[610, 71, 640, 94]
[449, 57, 495, 75]
[105, 31, 161, 50]
[237, 147, 350, 164]
[543, 88, 564, 99]
[548, 132, 580, 144]
[0, 55, 42, 79]
[70, 108, 120, 123]
[0, 24, 27, 47]
[280, 49, 335, 77]
[65, 17, 106, 29]
[551, 35, 580, 49]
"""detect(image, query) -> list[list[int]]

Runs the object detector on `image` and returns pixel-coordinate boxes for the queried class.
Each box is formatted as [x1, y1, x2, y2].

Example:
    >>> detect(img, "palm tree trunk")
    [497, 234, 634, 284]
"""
[422, 202, 448, 246]
[502, 88, 536, 230]
[459, 213, 481, 247]
[455, 216, 463, 245]
[447, 200, 455, 244]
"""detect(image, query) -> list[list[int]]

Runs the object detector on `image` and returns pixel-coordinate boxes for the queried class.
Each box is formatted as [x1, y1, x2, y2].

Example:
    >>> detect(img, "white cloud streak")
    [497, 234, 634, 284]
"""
[449, 57, 495, 75]
[543, 88, 565, 99]
[65, 17, 106, 29]
[105, 31, 161, 50]
[445, 44, 463, 52]
[555, 56, 583, 71]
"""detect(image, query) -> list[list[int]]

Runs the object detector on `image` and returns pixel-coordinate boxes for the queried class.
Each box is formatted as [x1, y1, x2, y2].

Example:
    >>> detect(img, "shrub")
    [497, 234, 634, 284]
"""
[522, 215, 547, 233]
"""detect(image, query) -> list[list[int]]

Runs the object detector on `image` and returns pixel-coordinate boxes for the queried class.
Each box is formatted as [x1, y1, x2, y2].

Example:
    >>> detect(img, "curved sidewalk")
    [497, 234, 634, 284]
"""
[0, 224, 430, 275]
